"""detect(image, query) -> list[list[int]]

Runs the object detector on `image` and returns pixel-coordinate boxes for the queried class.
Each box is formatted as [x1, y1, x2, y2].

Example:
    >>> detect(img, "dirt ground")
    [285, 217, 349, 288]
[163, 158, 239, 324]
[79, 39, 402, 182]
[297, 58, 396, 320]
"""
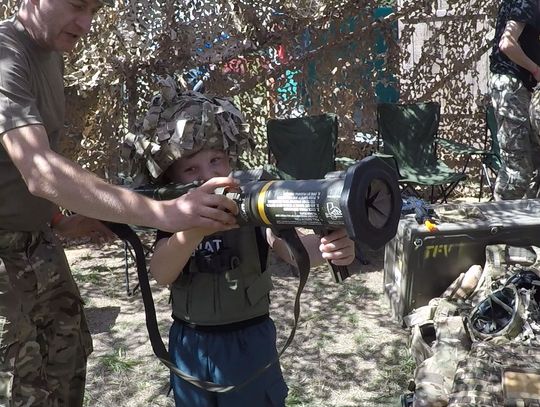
[65, 234, 413, 407]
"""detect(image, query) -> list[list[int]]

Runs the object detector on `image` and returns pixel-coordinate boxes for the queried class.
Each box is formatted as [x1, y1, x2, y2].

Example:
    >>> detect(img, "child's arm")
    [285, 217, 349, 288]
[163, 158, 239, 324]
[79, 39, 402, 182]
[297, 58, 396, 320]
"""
[267, 228, 355, 267]
[150, 229, 207, 285]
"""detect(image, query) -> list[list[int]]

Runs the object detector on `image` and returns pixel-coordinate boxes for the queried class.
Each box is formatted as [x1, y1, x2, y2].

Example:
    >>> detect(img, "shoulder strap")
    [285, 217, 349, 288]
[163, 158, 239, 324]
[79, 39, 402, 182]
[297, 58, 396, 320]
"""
[103, 222, 310, 393]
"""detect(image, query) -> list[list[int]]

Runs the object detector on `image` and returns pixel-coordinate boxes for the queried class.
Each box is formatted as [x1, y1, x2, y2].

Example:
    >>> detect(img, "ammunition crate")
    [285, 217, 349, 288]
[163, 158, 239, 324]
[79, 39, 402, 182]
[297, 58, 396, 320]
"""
[384, 199, 540, 324]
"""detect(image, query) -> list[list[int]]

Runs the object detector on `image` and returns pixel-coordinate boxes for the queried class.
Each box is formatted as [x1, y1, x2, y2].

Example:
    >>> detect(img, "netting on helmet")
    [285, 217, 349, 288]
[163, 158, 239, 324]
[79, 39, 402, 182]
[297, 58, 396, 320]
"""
[122, 76, 254, 186]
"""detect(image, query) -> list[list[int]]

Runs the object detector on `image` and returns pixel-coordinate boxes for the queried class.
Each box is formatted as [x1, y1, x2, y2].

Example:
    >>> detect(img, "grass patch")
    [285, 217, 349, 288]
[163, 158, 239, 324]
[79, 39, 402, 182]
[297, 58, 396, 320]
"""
[83, 392, 94, 407]
[90, 264, 114, 273]
[110, 321, 139, 333]
[80, 253, 93, 261]
[286, 383, 314, 406]
[73, 270, 101, 284]
[347, 312, 359, 325]
[342, 280, 376, 299]
[371, 348, 415, 394]
[316, 332, 334, 349]
[353, 331, 368, 346]
[99, 348, 141, 374]
[311, 277, 329, 291]
[333, 302, 347, 314]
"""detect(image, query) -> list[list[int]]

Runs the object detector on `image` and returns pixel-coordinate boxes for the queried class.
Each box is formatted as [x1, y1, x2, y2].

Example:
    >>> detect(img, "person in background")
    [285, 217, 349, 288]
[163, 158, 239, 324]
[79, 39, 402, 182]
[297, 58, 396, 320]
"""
[0, 1, 238, 405]
[489, 0, 540, 200]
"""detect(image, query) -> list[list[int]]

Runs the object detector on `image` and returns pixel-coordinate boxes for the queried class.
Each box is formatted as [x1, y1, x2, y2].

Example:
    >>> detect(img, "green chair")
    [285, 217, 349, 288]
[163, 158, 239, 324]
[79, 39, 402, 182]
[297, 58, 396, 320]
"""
[267, 113, 339, 179]
[376, 102, 467, 203]
[433, 105, 500, 201]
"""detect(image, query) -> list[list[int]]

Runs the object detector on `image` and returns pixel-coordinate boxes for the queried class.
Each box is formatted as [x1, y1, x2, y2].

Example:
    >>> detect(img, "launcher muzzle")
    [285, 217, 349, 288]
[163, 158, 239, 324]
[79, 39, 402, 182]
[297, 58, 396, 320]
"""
[229, 156, 401, 250]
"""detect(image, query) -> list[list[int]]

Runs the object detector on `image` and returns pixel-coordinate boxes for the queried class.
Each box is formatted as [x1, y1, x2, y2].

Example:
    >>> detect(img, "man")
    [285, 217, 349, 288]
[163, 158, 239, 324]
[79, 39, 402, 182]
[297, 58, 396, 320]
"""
[0, 0, 239, 405]
[489, 0, 540, 200]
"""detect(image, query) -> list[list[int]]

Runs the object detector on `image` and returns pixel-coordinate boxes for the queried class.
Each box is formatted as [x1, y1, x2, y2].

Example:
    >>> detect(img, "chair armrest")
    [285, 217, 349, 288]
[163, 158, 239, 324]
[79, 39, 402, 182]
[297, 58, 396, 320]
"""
[435, 138, 486, 155]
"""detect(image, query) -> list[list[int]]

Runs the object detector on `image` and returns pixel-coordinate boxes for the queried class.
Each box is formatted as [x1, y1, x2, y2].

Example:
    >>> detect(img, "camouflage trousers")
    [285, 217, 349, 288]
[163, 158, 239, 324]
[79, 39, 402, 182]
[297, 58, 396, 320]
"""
[489, 73, 540, 200]
[0, 229, 93, 407]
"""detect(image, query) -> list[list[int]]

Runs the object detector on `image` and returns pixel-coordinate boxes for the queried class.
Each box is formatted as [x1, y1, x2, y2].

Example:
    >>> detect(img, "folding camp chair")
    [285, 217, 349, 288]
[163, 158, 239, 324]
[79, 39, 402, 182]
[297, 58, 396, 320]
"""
[376, 102, 467, 203]
[430, 105, 500, 201]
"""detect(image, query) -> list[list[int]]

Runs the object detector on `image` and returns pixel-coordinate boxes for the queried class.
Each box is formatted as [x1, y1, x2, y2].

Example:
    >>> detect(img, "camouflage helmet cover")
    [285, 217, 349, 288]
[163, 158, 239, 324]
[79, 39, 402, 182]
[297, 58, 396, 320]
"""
[123, 76, 253, 185]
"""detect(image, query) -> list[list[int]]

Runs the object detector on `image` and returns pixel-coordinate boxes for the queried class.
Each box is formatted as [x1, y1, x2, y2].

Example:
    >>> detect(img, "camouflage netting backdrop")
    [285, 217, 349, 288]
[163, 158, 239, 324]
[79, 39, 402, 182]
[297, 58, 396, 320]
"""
[1, 0, 498, 192]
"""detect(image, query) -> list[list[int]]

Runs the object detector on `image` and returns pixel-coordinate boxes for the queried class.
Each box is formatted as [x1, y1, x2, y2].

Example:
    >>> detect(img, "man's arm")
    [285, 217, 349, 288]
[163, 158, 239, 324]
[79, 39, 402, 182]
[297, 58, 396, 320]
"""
[1, 124, 239, 232]
[499, 20, 540, 81]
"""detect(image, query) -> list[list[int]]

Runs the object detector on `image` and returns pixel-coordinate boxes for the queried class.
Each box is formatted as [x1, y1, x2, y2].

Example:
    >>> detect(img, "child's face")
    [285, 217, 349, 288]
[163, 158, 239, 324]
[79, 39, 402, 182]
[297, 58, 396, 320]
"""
[166, 149, 232, 184]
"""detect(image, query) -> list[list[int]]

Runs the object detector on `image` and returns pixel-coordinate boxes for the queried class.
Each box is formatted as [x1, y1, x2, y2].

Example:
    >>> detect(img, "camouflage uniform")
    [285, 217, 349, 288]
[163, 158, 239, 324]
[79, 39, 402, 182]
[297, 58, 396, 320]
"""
[408, 299, 471, 407]
[407, 243, 540, 406]
[488, 0, 540, 200]
[528, 87, 540, 197]
[489, 73, 540, 200]
[448, 342, 540, 407]
[0, 229, 92, 407]
[0, 1, 115, 404]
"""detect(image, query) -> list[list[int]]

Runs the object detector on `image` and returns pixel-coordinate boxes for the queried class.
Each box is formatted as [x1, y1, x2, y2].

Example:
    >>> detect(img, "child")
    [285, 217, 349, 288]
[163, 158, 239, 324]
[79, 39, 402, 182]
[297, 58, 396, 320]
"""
[137, 81, 355, 407]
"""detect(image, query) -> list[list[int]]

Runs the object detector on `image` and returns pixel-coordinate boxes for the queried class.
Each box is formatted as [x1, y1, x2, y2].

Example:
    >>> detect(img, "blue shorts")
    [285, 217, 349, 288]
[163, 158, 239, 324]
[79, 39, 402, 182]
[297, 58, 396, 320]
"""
[168, 317, 288, 407]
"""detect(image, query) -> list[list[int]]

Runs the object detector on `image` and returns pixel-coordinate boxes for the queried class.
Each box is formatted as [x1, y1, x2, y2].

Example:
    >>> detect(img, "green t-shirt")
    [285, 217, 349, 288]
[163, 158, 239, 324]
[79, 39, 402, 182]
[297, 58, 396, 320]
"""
[0, 17, 64, 231]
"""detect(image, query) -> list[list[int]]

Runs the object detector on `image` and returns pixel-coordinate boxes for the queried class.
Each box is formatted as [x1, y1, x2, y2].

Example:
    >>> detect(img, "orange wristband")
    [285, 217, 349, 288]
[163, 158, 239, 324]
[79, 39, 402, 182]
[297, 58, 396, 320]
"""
[50, 211, 65, 228]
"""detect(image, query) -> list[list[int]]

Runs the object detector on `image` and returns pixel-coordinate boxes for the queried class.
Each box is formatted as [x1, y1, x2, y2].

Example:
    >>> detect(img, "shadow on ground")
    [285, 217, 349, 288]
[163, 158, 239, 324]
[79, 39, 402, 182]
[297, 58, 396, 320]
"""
[67, 233, 411, 407]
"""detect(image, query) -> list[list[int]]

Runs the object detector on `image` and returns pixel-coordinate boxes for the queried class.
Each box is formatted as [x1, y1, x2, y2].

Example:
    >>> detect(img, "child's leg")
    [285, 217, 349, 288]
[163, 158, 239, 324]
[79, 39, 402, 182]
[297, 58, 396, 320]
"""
[169, 318, 288, 407]
[213, 318, 288, 407]
[169, 321, 217, 407]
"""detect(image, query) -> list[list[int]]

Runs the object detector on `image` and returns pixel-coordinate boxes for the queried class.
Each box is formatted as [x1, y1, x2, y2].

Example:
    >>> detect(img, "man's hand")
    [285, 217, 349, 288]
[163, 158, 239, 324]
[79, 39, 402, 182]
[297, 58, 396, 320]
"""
[53, 214, 116, 243]
[162, 177, 240, 233]
[319, 228, 355, 266]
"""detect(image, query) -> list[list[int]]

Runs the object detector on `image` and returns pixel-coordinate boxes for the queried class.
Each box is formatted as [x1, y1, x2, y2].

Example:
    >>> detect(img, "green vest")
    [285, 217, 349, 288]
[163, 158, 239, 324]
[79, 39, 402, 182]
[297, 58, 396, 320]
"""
[171, 226, 273, 325]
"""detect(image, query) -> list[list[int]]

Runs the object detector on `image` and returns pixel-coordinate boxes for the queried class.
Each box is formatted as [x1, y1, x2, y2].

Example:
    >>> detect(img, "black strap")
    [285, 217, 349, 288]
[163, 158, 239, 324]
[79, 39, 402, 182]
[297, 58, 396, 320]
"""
[103, 222, 310, 393]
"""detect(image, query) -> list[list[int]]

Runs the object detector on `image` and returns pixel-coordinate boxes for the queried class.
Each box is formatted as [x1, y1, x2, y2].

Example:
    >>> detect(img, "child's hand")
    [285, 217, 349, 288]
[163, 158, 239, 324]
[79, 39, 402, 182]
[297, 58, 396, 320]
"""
[319, 229, 355, 266]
